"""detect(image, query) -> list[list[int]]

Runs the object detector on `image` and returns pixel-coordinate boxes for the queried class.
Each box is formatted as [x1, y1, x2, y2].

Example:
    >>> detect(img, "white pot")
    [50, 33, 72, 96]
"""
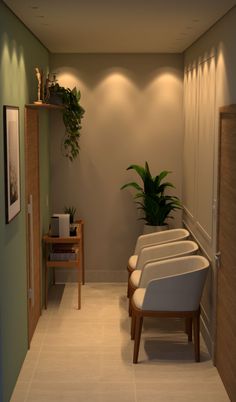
[143, 224, 168, 234]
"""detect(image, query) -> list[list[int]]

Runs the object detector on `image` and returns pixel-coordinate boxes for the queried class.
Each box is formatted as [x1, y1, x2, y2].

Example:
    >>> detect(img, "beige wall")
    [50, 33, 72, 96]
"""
[183, 6, 236, 355]
[50, 54, 184, 282]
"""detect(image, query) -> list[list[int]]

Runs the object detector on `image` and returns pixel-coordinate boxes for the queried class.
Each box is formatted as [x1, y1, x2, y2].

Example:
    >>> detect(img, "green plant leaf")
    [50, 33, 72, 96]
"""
[50, 83, 85, 161]
[120, 182, 143, 191]
[126, 164, 146, 182]
[121, 163, 181, 226]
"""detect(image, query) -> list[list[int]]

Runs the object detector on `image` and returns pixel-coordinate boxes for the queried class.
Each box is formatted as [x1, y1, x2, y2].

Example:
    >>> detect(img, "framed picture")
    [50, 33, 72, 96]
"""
[3, 106, 21, 223]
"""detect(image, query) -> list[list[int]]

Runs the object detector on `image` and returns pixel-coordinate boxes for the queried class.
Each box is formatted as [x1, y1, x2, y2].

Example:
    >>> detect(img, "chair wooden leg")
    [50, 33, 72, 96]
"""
[127, 275, 130, 298]
[193, 311, 200, 362]
[185, 317, 192, 342]
[127, 283, 129, 298]
[129, 297, 132, 316]
[127, 268, 131, 297]
[131, 312, 136, 340]
[133, 316, 143, 364]
[128, 287, 136, 316]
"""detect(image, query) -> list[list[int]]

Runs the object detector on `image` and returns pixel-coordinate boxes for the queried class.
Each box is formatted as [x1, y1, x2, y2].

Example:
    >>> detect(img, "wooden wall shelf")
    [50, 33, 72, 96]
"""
[25, 103, 64, 110]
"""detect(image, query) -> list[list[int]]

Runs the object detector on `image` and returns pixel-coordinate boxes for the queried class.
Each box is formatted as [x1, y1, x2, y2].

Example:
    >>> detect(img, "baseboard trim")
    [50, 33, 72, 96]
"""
[200, 307, 213, 357]
[54, 268, 128, 283]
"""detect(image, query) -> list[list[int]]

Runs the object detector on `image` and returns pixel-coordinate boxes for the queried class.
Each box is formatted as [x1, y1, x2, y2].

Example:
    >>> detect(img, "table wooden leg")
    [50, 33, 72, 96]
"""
[81, 222, 85, 285]
[53, 267, 56, 285]
[45, 266, 48, 309]
[78, 281, 81, 309]
[78, 262, 81, 309]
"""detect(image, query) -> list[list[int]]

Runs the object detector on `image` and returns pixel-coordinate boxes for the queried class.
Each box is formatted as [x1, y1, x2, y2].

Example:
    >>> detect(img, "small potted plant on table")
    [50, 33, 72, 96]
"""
[64, 206, 77, 235]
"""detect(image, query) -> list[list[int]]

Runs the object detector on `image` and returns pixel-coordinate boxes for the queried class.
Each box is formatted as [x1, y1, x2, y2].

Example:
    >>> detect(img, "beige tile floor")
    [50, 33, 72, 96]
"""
[11, 283, 229, 402]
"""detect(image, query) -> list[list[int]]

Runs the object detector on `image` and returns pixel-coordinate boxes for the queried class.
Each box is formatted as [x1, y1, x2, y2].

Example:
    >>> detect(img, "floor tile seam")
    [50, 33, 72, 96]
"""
[19, 355, 39, 402]
[131, 379, 225, 386]
[129, 334, 137, 399]
[133, 388, 230, 395]
[133, 369, 138, 402]
[39, 309, 55, 334]
[11, 381, 31, 402]
[14, 322, 50, 402]
[26, 379, 137, 386]
[24, 319, 52, 402]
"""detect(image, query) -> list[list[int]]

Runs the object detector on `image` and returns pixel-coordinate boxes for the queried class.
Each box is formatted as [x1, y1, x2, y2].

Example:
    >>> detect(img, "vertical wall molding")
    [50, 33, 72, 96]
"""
[183, 54, 216, 247]
[183, 53, 216, 357]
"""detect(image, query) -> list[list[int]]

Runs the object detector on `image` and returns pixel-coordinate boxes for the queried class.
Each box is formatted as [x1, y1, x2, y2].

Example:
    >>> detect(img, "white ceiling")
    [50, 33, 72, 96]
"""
[3, 0, 236, 53]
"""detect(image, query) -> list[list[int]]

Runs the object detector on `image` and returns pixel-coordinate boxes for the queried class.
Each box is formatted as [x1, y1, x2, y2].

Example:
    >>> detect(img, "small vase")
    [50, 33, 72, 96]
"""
[48, 94, 63, 105]
[143, 224, 168, 235]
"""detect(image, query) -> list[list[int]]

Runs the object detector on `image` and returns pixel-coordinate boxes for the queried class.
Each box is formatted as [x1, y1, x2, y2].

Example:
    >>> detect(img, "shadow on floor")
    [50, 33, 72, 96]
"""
[47, 283, 65, 306]
[142, 339, 210, 363]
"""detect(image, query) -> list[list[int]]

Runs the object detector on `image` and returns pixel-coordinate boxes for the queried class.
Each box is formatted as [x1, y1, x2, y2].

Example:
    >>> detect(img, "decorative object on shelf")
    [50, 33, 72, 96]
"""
[52, 213, 70, 237]
[49, 244, 78, 261]
[44, 73, 52, 103]
[49, 82, 85, 161]
[121, 162, 182, 230]
[3, 106, 21, 223]
[34, 67, 43, 104]
[45, 72, 58, 101]
[64, 206, 77, 224]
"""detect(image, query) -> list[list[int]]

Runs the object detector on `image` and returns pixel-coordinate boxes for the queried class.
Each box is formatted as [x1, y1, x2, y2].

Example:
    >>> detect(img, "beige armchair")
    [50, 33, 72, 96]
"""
[127, 228, 190, 276]
[130, 255, 209, 364]
[128, 240, 199, 314]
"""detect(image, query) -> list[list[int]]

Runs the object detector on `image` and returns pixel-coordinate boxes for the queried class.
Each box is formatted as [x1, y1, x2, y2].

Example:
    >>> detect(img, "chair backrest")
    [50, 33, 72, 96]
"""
[140, 255, 208, 287]
[136, 240, 198, 270]
[134, 228, 190, 255]
[141, 255, 209, 311]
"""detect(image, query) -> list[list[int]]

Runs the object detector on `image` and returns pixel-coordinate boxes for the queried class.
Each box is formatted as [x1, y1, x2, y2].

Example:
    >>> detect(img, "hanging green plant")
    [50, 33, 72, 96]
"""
[49, 83, 85, 161]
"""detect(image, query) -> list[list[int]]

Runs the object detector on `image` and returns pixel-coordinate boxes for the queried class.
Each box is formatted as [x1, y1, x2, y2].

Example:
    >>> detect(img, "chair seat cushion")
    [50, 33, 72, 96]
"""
[128, 255, 138, 272]
[130, 270, 141, 288]
[132, 288, 146, 310]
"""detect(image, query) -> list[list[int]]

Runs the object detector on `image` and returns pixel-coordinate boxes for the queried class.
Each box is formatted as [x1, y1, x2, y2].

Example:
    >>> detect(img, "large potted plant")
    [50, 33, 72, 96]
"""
[49, 83, 85, 161]
[121, 162, 182, 233]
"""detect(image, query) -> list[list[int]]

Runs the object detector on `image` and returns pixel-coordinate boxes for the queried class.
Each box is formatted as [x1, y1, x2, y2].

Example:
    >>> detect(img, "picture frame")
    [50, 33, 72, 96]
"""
[3, 106, 21, 223]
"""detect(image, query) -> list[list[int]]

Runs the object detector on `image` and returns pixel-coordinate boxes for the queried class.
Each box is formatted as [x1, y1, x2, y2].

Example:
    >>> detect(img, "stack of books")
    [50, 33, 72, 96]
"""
[49, 244, 78, 261]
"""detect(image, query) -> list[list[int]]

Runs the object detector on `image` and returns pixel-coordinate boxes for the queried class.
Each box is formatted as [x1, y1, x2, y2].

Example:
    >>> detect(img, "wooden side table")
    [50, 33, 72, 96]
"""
[43, 220, 84, 309]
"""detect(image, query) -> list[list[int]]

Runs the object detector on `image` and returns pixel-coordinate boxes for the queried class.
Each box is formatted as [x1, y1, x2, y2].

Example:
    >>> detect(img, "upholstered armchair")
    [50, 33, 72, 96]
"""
[128, 240, 199, 314]
[127, 228, 190, 276]
[130, 255, 209, 363]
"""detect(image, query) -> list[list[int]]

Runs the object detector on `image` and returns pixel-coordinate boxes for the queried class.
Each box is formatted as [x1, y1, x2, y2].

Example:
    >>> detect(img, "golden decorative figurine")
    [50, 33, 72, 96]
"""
[34, 67, 43, 104]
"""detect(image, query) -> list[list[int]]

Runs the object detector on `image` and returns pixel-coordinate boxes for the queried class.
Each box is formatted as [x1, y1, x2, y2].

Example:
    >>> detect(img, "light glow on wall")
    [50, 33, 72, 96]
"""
[217, 43, 230, 105]
[145, 71, 182, 105]
[1, 33, 27, 103]
[56, 71, 81, 89]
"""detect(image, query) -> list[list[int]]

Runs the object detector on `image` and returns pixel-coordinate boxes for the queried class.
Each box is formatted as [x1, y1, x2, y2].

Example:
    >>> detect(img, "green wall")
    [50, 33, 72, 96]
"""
[0, 3, 50, 401]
